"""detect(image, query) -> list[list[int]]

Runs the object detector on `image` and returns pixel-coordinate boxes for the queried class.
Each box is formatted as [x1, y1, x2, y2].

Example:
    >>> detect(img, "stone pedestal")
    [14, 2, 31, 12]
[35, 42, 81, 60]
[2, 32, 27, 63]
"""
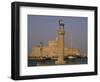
[55, 56, 65, 65]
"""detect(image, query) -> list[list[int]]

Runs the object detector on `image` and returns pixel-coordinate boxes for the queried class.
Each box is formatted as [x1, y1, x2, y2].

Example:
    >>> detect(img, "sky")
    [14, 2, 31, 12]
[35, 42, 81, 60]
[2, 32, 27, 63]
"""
[28, 15, 88, 56]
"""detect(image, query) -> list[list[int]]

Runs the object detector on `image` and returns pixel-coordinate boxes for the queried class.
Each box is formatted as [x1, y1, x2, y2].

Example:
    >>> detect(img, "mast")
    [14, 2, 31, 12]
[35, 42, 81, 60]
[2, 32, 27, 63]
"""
[71, 33, 73, 55]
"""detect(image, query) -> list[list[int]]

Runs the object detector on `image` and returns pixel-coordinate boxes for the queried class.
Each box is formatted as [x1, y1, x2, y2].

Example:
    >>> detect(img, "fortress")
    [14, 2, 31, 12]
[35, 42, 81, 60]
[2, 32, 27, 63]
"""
[29, 20, 81, 64]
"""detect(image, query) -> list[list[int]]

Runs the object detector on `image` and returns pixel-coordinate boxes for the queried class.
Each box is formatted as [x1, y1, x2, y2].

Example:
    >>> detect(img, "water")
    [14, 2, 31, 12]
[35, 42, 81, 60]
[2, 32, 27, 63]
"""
[28, 58, 87, 66]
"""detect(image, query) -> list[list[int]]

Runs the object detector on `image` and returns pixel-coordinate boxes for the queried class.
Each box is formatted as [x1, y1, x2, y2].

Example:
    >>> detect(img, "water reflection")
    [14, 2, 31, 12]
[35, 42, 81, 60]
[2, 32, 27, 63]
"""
[28, 58, 87, 66]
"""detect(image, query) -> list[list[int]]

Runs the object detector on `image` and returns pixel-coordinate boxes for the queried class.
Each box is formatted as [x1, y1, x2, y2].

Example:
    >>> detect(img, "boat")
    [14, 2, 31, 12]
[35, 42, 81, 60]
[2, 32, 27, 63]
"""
[68, 56, 75, 59]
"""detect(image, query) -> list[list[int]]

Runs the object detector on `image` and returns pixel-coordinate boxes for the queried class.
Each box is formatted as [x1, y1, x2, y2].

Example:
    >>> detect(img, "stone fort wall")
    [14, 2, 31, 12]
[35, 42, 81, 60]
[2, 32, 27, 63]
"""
[30, 40, 80, 58]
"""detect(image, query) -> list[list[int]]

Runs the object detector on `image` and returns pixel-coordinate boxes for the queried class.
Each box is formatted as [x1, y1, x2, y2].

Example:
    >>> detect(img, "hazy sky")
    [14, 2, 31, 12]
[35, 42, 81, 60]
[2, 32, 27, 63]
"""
[28, 15, 88, 56]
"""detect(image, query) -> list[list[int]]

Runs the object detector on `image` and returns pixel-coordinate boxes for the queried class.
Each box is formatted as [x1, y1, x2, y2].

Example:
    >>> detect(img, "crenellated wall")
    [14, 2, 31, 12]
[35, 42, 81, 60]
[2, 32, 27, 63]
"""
[30, 40, 80, 59]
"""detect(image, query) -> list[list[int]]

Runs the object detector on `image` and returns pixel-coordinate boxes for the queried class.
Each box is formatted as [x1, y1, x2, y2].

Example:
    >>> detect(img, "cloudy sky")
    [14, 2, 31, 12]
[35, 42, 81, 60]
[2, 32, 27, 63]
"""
[28, 15, 88, 56]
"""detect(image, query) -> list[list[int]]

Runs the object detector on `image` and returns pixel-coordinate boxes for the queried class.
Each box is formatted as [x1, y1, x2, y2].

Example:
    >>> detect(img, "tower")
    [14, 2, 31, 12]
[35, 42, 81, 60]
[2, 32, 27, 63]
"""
[55, 19, 65, 64]
[39, 42, 43, 59]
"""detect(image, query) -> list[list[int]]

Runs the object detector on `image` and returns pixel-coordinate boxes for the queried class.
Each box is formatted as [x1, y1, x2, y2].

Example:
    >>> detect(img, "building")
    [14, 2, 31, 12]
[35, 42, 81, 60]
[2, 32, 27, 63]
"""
[29, 20, 80, 64]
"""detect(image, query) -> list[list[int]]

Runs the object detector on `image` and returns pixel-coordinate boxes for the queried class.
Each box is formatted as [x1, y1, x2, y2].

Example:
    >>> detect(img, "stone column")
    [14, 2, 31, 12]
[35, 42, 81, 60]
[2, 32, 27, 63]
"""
[55, 20, 65, 65]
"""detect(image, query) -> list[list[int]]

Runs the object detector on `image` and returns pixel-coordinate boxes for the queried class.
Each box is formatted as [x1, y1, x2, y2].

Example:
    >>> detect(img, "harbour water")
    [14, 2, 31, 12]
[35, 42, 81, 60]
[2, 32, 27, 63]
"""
[28, 58, 87, 66]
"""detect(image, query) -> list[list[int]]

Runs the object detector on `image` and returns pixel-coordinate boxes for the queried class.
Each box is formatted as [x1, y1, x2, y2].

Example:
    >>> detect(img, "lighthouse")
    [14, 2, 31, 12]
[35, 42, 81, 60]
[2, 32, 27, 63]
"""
[55, 19, 65, 64]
